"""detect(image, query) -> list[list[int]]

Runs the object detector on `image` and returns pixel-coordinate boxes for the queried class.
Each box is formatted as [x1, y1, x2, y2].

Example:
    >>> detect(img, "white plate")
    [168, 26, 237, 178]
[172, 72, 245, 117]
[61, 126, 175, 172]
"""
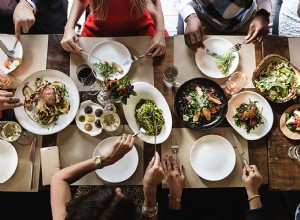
[0, 34, 23, 74]
[93, 136, 138, 183]
[195, 37, 239, 78]
[123, 82, 172, 144]
[0, 140, 18, 184]
[14, 69, 80, 135]
[75, 100, 103, 136]
[226, 91, 274, 140]
[89, 40, 131, 81]
[190, 135, 236, 181]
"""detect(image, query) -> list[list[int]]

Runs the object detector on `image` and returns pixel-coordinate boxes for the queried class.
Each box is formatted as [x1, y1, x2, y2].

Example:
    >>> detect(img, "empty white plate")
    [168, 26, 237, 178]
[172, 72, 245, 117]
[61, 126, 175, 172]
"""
[190, 135, 236, 181]
[93, 136, 138, 183]
[0, 139, 18, 183]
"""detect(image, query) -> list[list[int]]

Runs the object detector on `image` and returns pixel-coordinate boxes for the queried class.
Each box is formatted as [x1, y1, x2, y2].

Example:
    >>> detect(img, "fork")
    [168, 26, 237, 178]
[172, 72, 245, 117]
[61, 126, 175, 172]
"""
[123, 53, 153, 66]
[227, 41, 245, 53]
[26, 105, 39, 114]
[171, 137, 179, 159]
[7, 40, 18, 59]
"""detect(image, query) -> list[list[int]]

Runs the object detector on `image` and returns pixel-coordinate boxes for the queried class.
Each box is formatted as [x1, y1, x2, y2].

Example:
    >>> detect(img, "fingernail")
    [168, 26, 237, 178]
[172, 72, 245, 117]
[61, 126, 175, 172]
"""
[170, 155, 173, 159]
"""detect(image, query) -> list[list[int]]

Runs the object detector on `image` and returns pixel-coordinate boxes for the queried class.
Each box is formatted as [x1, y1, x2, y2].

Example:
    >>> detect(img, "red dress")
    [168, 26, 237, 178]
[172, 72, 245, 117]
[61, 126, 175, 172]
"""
[81, 0, 168, 37]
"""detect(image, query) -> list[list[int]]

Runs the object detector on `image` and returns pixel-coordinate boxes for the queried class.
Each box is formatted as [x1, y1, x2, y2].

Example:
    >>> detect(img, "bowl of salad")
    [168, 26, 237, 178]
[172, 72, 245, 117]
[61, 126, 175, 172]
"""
[252, 54, 300, 103]
[174, 78, 228, 130]
[280, 104, 300, 140]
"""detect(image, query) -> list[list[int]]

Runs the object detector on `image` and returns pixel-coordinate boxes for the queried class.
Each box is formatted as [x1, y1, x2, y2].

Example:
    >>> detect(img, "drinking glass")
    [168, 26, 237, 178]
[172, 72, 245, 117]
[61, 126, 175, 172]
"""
[224, 71, 248, 96]
[17, 129, 35, 145]
[0, 121, 22, 142]
[76, 64, 100, 95]
[100, 110, 123, 136]
[288, 145, 300, 160]
[163, 66, 178, 88]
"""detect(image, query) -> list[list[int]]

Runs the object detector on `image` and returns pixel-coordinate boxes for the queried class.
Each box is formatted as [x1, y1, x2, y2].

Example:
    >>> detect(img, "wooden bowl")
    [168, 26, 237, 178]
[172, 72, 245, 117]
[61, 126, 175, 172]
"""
[252, 54, 300, 103]
[280, 104, 300, 140]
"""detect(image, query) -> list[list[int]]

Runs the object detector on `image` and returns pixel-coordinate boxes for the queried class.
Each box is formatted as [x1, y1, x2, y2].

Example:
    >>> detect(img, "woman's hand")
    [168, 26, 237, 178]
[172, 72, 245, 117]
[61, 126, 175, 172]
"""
[0, 90, 22, 111]
[145, 31, 166, 57]
[61, 27, 82, 54]
[242, 160, 263, 197]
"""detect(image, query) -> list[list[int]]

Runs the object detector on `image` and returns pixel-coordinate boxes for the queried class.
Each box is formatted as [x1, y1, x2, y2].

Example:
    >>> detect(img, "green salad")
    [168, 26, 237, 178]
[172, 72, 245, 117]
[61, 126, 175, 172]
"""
[254, 61, 297, 101]
[215, 52, 236, 76]
[93, 61, 121, 78]
[135, 99, 165, 136]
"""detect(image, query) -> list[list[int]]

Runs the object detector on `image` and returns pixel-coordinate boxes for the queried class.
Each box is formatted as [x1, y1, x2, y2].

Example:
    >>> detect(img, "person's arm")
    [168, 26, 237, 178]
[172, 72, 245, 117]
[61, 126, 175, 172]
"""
[60, 0, 88, 53]
[141, 152, 165, 220]
[0, 90, 22, 111]
[145, 0, 166, 57]
[50, 135, 134, 220]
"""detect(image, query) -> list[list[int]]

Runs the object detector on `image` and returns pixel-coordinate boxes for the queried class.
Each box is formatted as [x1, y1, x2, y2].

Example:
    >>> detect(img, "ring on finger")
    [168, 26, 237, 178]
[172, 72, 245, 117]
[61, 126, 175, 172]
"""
[9, 97, 13, 101]
[250, 167, 255, 172]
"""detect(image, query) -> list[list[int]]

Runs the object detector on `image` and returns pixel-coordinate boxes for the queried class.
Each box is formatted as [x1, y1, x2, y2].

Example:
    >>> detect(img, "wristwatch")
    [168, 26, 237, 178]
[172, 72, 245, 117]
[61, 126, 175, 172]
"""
[93, 155, 103, 169]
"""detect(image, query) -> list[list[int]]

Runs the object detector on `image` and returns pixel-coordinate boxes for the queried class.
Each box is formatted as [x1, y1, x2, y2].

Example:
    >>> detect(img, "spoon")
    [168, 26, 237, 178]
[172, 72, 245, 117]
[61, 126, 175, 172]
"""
[133, 127, 146, 137]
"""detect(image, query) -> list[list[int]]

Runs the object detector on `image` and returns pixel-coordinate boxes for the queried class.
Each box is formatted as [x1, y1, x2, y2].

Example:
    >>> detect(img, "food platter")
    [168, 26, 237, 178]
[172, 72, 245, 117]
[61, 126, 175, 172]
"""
[0, 139, 18, 184]
[89, 40, 131, 81]
[280, 104, 300, 140]
[123, 82, 172, 144]
[0, 34, 23, 74]
[190, 135, 236, 181]
[195, 37, 239, 78]
[226, 91, 273, 140]
[14, 69, 80, 135]
[174, 77, 227, 130]
[93, 136, 138, 183]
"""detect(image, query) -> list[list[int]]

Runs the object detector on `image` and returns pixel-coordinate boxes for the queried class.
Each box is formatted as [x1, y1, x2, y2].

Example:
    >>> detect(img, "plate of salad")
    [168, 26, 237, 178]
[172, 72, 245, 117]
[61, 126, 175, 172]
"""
[89, 40, 131, 81]
[195, 37, 239, 78]
[174, 77, 227, 130]
[280, 104, 300, 140]
[226, 91, 273, 140]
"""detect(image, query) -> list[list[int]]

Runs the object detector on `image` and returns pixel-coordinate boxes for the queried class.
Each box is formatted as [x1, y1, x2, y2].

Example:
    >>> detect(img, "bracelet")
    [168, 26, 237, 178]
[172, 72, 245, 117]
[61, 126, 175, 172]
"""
[142, 209, 158, 218]
[142, 203, 158, 217]
[248, 194, 261, 201]
[168, 194, 181, 203]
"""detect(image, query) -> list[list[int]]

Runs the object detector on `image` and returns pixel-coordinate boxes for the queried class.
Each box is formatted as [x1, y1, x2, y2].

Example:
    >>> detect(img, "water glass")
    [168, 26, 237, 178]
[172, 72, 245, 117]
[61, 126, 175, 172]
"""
[224, 71, 248, 96]
[100, 111, 123, 136]
[163, 66, 178, 88]
[76, 64, 100, 95]
[0, 121, 22, 142]
[288, 145, 300, 160]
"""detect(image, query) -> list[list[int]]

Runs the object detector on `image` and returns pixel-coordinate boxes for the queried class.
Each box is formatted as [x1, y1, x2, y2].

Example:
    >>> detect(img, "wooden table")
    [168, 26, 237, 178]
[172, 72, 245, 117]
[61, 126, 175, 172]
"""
[4, 34, 300, 191]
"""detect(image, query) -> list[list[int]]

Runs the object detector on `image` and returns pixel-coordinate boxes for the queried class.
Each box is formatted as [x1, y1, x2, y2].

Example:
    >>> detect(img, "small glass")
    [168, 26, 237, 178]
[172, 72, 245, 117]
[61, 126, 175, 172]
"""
[0, 71, 20, 89]
[163, 66, 178, 88]
[288, 145, 300, 160]
[224, 71, 248, 96]
[17, 129, 35, 145]
[0, 121, 22, 142]
[100, 110, 123, 136]
[76, 64, 100, 95]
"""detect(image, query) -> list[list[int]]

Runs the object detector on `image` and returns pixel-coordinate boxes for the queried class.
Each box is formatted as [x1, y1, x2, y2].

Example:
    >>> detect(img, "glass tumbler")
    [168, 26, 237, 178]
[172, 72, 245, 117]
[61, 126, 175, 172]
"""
[163, 66, 178, 88]
[288, 145, 300, 160]
[224, 71, 248, 96]
[100, 111, 123, 136]
[0, 121, 22, 142]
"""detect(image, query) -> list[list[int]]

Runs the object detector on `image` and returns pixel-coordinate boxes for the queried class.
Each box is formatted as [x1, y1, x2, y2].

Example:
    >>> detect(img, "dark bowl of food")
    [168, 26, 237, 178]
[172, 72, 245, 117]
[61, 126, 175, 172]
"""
[252, 54, 300, 103]
[174, 77, 228, 130]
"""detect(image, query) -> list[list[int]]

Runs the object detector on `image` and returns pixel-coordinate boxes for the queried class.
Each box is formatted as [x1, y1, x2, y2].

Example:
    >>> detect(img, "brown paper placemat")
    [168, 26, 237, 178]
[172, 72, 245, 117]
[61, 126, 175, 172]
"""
[11, 35, 48, 83]
[174, 35, 256, 88]
[57, 125, 143, 185]
[70, 36, 153, 91]
[161, 127, 248, 188]
[288, 38, 300, 70]
[0, 135, 42, 192]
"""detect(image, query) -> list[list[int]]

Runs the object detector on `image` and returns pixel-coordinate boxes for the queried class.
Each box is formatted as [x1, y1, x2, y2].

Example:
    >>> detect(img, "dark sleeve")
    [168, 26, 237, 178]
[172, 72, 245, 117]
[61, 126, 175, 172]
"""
[166, 209, 183, 220]
[245, 207, 266, 220]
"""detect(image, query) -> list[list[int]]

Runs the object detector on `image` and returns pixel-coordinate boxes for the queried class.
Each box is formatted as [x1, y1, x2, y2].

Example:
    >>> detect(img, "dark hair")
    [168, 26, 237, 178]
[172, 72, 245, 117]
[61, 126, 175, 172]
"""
[65, 185, 138, 220]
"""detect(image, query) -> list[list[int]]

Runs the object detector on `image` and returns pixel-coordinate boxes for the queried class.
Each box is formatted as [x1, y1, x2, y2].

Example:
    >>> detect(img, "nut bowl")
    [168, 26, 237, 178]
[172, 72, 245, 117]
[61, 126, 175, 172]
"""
[252, 54, 300, 103]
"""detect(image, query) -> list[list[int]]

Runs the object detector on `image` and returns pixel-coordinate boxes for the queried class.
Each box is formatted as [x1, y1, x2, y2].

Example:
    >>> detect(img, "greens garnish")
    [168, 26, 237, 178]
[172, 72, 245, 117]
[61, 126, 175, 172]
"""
[94, 61, 120, 78]
[215, 52, 236, 75]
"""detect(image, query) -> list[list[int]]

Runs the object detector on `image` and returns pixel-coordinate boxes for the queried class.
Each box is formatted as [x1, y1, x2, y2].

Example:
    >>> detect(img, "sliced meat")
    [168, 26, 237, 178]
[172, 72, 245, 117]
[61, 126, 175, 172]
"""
[42, 86, 56, 106]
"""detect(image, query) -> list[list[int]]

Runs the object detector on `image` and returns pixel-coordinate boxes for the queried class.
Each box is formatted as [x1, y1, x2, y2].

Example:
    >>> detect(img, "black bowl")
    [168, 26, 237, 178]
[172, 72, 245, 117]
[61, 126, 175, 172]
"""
[174, 77, 228, 130]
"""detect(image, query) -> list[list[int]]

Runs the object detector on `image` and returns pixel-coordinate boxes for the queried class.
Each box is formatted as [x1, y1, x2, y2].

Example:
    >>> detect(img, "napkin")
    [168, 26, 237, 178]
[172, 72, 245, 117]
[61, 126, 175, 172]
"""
[288, 38, 300, 70]
[40, 146, 61, 186]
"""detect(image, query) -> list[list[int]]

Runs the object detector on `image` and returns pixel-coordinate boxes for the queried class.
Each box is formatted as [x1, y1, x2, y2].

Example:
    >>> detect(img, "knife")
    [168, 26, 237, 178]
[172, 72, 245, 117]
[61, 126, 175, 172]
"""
[204, 48, 224, 59]
[29, 137, 37, 190]
[0, 40, 8, 56]
[232, 133, 246, 164]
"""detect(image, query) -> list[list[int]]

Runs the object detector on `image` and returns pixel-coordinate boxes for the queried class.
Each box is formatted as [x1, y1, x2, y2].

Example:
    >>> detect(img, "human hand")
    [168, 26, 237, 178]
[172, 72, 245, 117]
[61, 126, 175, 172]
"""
[13, 1, 35, 41]
[162, 155, 184, 199]
[184, 13, 204, 51]
[61, 27, 82, 54]
[242, 160, 263, 197]
[244, 15, 269, 44]
[145, 31, 166, 57]
[0, 90, 22, 111]
[102, 134, 134, 166]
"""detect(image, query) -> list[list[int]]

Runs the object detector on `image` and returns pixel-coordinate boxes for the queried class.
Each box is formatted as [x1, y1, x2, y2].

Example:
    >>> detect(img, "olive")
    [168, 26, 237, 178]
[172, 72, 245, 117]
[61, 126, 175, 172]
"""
[78, 115, 85, 122]
[95, 119, 102, 128]
[95, 109, 103, 117]
[84, 123, 93, 131]
[84, 106, 93, 114]
[86, 115, 95, 122]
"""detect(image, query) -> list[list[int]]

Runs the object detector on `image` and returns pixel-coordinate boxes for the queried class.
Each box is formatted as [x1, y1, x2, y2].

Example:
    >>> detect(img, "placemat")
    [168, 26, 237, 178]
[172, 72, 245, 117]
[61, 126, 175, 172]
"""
[11, 35, 48, 83]
[161, 127, 248, 188]
[288, 38, 300, 70]
[174, 35, 256, 88]
[70, 36, 154, 91]
[0, 135, 42, 192]
[57, 125, 144, 185]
